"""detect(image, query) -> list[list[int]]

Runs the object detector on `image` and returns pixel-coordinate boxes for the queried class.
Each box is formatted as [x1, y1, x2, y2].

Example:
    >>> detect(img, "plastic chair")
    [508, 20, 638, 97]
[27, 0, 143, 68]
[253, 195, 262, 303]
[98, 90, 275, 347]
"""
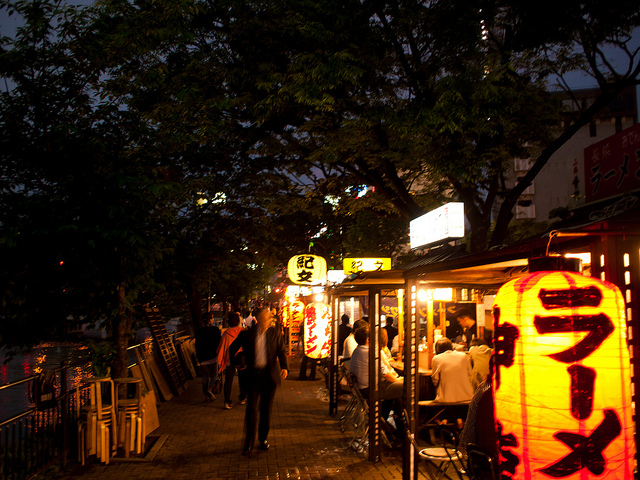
[114, 377, 146, 457]
[466, 443, 498, 480]
[76, 377, 117, 465]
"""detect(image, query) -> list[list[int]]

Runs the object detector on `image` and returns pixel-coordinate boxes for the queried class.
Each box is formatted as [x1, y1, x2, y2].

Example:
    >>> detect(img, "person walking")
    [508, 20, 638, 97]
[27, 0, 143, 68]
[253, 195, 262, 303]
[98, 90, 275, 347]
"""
[195, 312, 221, 403]
[217, 311, 247, 409]
[230, 305, 288, 454]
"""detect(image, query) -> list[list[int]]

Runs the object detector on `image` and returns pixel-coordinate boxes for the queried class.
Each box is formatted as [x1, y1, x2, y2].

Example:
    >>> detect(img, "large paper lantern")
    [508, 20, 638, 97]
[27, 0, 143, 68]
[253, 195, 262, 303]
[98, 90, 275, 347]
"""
[303, 302, 331, 359]
[493, 258, 634, 479]
[287, 254, 327, 285]
[283, 300, 305, 328]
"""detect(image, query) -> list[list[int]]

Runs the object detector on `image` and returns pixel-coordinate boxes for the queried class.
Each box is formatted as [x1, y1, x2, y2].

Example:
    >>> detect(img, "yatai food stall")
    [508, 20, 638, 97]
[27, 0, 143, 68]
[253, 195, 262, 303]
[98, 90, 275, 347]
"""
[328, 262, 405, 463]
[400, 208, 640, 480]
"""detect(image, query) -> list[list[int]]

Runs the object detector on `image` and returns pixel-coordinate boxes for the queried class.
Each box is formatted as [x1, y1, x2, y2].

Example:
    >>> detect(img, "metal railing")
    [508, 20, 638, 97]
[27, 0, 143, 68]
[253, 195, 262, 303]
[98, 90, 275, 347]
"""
[0, 332, 187, 480]
[0, 368, 76, 480]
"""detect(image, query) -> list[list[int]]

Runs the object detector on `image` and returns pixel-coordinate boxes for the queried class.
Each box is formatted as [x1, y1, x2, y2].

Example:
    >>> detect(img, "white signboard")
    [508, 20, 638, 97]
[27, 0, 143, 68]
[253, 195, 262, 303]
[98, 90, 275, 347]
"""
[409, 202, 465, 249]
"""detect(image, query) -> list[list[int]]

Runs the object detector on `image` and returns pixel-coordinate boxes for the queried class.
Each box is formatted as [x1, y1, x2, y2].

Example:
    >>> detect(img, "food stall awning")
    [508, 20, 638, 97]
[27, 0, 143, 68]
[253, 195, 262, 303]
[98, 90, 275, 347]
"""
[330, 269, 405, 297]
[401, 234, 594, 288]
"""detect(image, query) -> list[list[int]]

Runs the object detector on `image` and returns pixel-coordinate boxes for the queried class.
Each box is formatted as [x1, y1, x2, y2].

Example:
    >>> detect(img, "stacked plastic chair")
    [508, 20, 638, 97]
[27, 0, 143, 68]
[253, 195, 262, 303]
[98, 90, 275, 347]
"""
[76, 377, 117, 465]
[114, 377, 146, 457]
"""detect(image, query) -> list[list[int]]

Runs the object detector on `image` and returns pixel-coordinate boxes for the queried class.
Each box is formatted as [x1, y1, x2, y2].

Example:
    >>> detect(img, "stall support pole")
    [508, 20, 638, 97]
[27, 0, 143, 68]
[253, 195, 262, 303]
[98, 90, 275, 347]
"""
[329, 296, 340, 416]
[368, 290, 382, 462]
[403, 280, 419, 480]
[592, 234, 640, 467]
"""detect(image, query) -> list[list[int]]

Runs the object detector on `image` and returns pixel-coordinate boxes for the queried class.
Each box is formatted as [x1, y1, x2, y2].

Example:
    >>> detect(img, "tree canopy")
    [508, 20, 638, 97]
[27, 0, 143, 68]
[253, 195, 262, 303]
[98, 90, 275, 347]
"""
[1, 0, 639, 372]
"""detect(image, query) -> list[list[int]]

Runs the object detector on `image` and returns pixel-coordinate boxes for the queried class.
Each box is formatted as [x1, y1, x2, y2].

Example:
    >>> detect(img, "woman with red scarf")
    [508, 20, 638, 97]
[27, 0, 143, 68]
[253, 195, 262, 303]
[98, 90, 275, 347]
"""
[217, 311, 247, 409]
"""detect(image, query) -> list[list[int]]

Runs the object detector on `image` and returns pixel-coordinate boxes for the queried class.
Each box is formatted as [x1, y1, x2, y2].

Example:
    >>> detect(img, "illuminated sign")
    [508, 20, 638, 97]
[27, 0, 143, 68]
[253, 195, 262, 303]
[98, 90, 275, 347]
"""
[409, 202, 464, 249]
[283, 300, 305, 329]
[304, 302, 331, 359]
[493, 266, 634, 478]
[287, 254, 327, 285]
[584, 122, 640, 203]
[343, 258, 391, 275]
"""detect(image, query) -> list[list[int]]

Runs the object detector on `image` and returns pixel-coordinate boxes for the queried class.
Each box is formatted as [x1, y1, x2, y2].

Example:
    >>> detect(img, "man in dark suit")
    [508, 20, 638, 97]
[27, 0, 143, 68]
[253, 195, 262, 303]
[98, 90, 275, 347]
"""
[337, 314, 352, 357]
[383, 316, 398, 348]
[231, 305, 288, 454]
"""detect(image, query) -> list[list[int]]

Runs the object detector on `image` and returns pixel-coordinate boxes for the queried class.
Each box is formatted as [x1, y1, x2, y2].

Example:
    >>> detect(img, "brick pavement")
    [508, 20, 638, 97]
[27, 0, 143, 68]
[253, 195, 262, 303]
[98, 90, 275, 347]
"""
[61, 357, 405, 480]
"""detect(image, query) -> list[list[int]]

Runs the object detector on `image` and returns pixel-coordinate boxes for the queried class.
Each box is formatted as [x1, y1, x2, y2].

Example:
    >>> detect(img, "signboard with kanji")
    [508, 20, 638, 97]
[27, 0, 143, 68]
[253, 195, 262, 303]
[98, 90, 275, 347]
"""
[343, 257, 391, 275]
[584, 122, 640, 203]
[287, 254, 327, 285]
[409, 202, 465, 249]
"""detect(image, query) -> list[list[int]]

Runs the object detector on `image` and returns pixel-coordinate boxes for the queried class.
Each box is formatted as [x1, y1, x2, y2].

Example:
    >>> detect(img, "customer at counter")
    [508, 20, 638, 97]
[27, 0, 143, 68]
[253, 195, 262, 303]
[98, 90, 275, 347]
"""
[349, 325, 370, 396]
[432, 337, 474, 402]
[337, 314, 352, 357]
[379, 328, 403, 424]
[468, 338, 493, 390]
[342, 318, 369, 362]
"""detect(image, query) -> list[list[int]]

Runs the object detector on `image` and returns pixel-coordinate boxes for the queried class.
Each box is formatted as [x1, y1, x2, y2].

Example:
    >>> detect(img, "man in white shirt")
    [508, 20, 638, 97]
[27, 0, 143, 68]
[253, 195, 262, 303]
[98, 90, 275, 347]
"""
[431, 337, 474, 403]
[349, 326, 370, 394]
[343, 318, 368, 361]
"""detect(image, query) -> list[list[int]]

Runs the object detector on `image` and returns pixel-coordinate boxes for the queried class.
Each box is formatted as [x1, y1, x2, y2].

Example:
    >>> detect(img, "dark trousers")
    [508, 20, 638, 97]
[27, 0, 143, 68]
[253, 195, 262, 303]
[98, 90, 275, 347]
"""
[201, 362, 218, 397]
[243, 368, 276, 449]
[299, 355, 317, 380]
[223, 365, 247, 404]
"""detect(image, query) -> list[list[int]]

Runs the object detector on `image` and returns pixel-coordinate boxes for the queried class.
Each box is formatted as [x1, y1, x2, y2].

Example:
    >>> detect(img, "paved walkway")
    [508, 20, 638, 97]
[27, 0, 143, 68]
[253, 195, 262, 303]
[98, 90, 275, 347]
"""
[62, 357, 404, 480]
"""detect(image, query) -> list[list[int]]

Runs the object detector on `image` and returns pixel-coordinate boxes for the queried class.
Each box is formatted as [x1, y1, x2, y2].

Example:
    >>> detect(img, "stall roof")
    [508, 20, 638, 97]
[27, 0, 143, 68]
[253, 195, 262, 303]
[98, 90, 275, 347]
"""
[401, 192, 640, 289]
[401, 231, 592, 289]
[330, 270, 405, 297]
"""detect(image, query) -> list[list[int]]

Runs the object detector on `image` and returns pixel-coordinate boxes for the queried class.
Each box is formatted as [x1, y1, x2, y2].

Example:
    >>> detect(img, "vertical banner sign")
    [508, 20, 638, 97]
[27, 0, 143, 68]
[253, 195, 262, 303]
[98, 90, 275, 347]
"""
[304, 302, 331, 359]
[493, 270, 634, 479]
[287, 254, 327, 285]
[285, 300, 305, 343]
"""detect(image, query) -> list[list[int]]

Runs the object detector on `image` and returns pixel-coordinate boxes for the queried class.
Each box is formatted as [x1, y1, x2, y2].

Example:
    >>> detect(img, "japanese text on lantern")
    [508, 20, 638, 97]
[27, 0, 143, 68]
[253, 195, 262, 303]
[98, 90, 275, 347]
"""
[304, 302, 331, 359]
[283, 300, 305, 329]
[287, 254, 327, 285]
[493, 271, 633, 479]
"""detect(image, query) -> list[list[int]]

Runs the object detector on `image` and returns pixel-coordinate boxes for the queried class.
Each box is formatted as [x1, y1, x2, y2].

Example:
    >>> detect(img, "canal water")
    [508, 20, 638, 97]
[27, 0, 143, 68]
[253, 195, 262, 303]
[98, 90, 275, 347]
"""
[0, 330, 154, 422]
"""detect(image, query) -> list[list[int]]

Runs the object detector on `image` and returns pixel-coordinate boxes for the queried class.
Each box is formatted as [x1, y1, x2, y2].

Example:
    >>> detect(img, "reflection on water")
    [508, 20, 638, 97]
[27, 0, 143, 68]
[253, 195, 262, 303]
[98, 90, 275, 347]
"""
[0, 342, 91, 422]
[0, 330, 153, 422]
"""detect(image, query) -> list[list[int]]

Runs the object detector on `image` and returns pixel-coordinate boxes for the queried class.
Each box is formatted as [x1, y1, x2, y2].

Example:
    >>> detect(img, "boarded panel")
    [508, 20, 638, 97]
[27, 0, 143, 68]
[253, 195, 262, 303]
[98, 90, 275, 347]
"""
[146, 355, 173, 402]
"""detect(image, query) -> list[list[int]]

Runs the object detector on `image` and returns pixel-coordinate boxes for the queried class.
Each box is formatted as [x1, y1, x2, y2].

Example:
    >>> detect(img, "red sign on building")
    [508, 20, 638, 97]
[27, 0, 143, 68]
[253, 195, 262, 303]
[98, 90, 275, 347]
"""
[584, 122, 640, 203]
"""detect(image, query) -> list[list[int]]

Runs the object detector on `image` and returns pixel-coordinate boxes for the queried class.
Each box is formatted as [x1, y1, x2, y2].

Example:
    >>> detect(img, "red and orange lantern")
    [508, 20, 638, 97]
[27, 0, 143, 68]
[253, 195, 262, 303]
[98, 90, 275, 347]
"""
[493, 258, 634, 479]
[283, 300, 305, 328]
[303, 302, 331, 359]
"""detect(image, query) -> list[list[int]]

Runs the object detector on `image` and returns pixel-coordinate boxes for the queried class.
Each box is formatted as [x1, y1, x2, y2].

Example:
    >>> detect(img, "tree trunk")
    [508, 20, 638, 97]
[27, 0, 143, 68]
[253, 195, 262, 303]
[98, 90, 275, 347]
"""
[489, 82, 635, 249]
[112, 284, 132, 379]
[467, 215, 491, 254]
[187, 283, 203, 329]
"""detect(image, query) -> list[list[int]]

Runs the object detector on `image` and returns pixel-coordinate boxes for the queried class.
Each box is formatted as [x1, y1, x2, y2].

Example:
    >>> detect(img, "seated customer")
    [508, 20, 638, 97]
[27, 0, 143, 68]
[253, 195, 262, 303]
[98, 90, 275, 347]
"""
[337, 314, 352, 357]
[432, 337, 474, 402]
[459, 357, 498, 462]
[343, 319, 368, 362]
[379, 328, 403, 421]
[468, 338, 493, 390]
[349, 324, 370, 397]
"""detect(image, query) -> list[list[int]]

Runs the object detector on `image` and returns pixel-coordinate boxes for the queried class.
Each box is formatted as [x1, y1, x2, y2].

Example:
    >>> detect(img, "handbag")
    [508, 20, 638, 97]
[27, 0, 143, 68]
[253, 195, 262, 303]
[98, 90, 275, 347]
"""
[212, 374, 223, 394]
